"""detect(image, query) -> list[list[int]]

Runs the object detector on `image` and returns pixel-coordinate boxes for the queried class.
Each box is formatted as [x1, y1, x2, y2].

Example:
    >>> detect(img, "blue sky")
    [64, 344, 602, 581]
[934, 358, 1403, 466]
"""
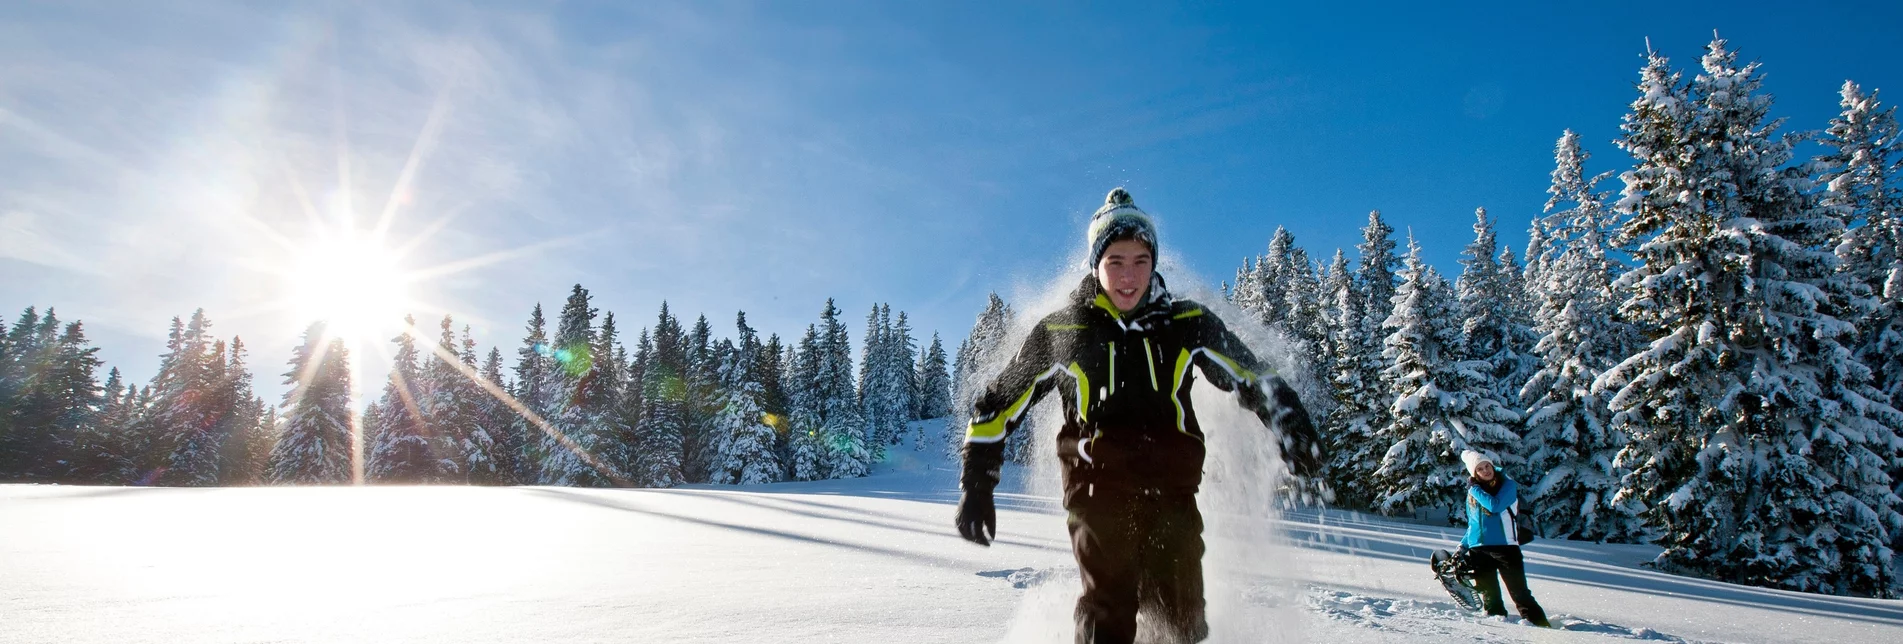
[4, 1, 1900, 404]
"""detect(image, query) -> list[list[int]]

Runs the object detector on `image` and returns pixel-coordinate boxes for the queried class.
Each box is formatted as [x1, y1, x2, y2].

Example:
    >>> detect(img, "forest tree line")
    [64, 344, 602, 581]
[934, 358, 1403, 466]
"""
[0, 291, 956, 491]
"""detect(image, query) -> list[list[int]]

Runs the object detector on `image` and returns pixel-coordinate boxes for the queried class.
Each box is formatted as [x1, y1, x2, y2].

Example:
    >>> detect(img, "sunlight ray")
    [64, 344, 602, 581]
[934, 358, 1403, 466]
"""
[408, 324, 633, 487]
[370, 84, 456, 242]
[353, 332, 395, 485]
[383, 354, 435, 473]
[273, 147, 329, 232]
[281, 324, 336, 438]
[388, 202, 475, 263]
[329, 34, 355, 233]
[404, 233, 597, 283]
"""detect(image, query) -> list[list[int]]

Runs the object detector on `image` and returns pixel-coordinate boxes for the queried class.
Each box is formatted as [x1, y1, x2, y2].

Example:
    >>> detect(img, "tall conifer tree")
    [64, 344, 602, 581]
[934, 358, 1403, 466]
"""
[367, 317, 445, 483]
[1602, 40, 1901, 593]
[1521, 130, 1641, 541]
[269, 323, 353, 484]
[1375, 237, 1522, 517]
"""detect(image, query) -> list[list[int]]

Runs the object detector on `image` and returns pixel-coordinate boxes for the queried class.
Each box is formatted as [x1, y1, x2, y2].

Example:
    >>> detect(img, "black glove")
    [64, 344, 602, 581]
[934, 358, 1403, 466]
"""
[955, 487, 996, 547]
[1279, 416, 1322, 478]
[1249, 376, 1323, 478]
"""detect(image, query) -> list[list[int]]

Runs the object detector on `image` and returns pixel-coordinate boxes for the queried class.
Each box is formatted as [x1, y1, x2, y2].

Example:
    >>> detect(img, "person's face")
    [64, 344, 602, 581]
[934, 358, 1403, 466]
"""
[1095, 239, 1154, 312]
[1474, 461, 1496, 482]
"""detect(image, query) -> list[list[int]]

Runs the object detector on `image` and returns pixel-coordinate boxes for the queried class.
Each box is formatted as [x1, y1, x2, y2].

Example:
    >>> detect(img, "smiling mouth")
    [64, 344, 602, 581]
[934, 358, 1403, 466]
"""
[1116, 288, 1138, 298]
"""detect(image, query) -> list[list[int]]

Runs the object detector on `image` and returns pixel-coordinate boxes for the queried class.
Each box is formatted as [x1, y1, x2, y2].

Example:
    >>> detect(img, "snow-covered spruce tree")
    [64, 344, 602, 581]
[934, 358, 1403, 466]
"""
[1374, 237, 1522, 519]
[511, 304, 559, 484]
[858, 305, 890, 456]
[1457, 209, 1523, 402]
[1356, 211, 1401, 345]
[66, 367, 130, 482]
[631, 303, 688, 487]
[423, 317, 478, 482]
[1817, 80, 1903, 558]
[857, 305, 916, 455]
[609, 328, 650, 483]
[1597, 45, 1707, 550]
[1820, 82, 1903, 418]
[0, 311, 81, 481]
[815, 299, 868, 478]
[1258, 228, 1299, 327]
[757, 333, 786, 422]
[785, 325, 825, 480]
[541, 286, 593, 485]
[1317, 250, 1376, 504]
[269, 323, 354, 484]
[156, 310, 227, 486]
[0, 309, 27, 478]
[859, 306, 885, 450]
[452, 329, 495, 483]
[358, 400, 384, 472]
[708, 312, 781, 484]
[889, 310, 919, 441]
[984, 299, 1027, 464]
[1495, 245, 1543, 404]
[102, 376, 148, 482]
[1230, 257, 1267, 325]
[581, 309, 630, 486]
[472, 346, 518, 484]
[1321, 214, 1403, 510]
[245, 406, 277, 484]
[542, 286, 624, 487]
[42, 320, 105, 483]
[1285, 251, 1332, 379]
[1519, 130, 1643, 542]
[1601, 40, 1901, 595]
[367, 317, 448, 483]
[121, 384, 162, 482]
[914, 332, 953, 424]
[949, 294, 1026, 462]
[680, 314, 718, 483]
[1524, 215, 1551, 294]
[213, 336, 266, 485]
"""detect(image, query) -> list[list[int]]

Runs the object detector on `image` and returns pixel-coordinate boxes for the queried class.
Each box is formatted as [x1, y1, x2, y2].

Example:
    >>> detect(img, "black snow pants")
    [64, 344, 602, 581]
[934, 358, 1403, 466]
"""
[1467, 545, 1550, 627]
[1065, 484, 1209, 644]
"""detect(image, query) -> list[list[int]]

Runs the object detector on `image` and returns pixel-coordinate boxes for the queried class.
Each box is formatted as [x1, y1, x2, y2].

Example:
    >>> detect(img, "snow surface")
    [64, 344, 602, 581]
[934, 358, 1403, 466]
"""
[3, 419, 1900, 643]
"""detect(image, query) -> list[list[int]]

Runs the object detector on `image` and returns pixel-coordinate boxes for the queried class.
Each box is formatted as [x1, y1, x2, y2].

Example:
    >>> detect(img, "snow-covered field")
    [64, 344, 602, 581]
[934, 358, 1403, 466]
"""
[4, 422, 1900, 643]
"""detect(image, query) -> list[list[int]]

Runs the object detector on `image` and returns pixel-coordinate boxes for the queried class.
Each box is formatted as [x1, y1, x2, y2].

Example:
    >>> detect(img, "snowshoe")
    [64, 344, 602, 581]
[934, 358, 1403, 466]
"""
[1429, 548, 1484, 612]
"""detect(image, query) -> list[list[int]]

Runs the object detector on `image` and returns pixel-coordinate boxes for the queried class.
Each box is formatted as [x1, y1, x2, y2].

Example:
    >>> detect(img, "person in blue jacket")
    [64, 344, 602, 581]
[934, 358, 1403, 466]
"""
[1459, 450, 1551, 627]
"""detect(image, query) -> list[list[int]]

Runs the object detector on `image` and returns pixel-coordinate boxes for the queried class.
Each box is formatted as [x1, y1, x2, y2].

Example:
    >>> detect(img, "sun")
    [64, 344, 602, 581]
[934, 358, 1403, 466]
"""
[287, 230, 412, 344]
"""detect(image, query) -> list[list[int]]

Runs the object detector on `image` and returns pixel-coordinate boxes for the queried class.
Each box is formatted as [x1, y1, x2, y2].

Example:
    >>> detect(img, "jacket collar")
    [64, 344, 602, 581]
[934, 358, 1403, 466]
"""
[1075, 272, 1174, 330]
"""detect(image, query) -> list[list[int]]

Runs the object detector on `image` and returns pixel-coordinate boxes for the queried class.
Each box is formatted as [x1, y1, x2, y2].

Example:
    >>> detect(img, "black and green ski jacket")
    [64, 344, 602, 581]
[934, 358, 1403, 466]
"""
[960, 274, 1320, 496]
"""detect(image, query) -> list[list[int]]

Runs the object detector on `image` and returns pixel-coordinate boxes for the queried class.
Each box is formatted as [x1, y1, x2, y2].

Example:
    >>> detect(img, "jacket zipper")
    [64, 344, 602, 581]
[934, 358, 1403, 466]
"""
[1143, 338, 1158, 390]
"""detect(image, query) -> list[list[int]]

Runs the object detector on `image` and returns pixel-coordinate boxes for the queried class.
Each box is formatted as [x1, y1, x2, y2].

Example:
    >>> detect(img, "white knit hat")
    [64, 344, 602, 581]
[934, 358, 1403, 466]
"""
[1461, 450, 1494, 476]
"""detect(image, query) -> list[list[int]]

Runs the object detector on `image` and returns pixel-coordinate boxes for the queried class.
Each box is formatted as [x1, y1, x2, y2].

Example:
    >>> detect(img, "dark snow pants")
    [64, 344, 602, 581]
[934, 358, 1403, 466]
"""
[1467, 545, 1550, 627]
[1065, 485, 1209, 644]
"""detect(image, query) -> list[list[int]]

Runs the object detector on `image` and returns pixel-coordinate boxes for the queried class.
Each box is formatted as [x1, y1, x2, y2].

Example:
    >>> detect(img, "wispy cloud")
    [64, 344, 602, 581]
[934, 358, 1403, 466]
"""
[0, 209, 102, 275]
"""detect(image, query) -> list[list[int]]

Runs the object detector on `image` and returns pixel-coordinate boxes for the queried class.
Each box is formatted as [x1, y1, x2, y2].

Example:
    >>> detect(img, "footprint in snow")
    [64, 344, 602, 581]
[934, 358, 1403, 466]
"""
[977, 567, 1068, 589]
[1306, 587, 1705, 642]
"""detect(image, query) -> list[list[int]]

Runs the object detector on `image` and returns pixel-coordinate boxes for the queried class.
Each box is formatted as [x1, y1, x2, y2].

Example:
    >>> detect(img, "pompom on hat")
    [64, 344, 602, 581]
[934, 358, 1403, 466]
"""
[1461, 450, 1495, 476]
[1086, 187, 1159, 268]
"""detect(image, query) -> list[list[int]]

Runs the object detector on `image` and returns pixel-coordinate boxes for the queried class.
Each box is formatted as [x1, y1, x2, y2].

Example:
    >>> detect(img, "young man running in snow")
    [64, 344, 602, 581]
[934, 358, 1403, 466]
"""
[954, 188, 1323, 644]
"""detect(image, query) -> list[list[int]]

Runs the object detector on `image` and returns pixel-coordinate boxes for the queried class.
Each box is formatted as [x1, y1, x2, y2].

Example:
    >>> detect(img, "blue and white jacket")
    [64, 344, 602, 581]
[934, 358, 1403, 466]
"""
[1461, 476, 1521, 548]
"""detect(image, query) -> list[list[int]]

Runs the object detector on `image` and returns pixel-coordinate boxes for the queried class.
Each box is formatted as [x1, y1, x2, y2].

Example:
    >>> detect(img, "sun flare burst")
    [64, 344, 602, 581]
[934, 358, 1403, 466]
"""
[286, 229, 413, 346]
